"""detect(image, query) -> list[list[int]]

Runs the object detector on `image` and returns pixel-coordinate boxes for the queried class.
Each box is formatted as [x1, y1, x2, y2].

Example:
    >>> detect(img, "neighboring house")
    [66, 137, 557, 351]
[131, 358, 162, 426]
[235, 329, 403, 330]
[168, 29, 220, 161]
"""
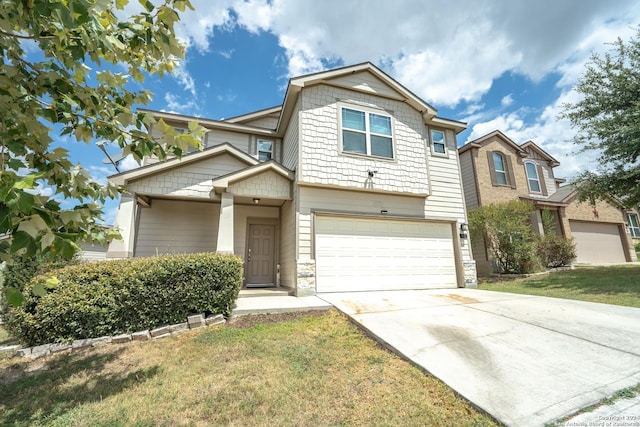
[458, 130, 638, 275]
[106, 62, 478, 296]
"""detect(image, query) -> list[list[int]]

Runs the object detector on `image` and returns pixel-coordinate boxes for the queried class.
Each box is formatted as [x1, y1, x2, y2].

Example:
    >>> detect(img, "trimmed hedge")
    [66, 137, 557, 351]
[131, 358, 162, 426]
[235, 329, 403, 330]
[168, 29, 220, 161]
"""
[5, 253, 243, 346]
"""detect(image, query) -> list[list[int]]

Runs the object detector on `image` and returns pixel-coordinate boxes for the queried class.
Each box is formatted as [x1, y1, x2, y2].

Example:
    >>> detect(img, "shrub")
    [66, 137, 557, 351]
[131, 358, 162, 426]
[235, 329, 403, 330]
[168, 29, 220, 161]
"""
[536, 235, 576, 268]
[5, 253, 242, 346]
[469, 200, 540, 274]
[1, 255, 79, 323]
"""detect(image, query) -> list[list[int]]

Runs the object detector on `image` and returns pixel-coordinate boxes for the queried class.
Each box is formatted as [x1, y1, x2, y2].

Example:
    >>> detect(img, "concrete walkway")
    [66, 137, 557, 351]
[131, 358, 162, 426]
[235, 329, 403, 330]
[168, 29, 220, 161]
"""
[231, 289, 332, 316]
[320, 289, 640, 427]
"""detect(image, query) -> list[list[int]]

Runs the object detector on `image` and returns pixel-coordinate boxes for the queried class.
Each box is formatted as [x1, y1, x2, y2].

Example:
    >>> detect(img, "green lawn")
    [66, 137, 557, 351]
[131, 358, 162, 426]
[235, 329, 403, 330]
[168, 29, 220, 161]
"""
[0, 310, 497, 426]
[479, 265, 640, 308]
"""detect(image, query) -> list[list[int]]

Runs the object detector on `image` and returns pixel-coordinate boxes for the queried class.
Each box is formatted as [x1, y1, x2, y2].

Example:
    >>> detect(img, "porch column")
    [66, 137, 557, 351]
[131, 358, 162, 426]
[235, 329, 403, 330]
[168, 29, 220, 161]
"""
[216, 192, 234, 253]
[106, 194, 137, 258]
[532, 209, 544, 235]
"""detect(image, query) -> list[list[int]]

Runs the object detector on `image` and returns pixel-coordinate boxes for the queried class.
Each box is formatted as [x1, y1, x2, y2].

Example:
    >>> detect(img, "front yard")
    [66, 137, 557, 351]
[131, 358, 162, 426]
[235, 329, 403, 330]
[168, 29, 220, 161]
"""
[0, 310, 497, 426]
[479, 265, 640, 308]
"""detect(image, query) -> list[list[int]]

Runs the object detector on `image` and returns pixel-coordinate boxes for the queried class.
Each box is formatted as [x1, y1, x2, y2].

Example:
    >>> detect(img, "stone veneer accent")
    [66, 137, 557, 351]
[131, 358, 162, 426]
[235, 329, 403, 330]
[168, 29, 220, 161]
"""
[463, 261, 478, 288]
[295, 260, 316, 296]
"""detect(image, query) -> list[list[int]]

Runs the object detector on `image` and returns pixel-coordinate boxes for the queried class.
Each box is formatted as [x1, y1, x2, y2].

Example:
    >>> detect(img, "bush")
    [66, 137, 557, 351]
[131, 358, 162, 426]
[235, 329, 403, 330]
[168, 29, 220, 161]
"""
[536, 235, 576, 268]
[5, 253, 243, 346]
[469, 200, 539, 274]
[1, 255, 78, 323]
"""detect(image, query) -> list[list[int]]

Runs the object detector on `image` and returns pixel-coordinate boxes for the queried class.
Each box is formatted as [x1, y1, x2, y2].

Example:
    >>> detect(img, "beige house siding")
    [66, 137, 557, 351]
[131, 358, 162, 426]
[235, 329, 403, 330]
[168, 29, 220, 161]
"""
[279, 199, 297, 289]
[459, 150, 479, 210]
[298, 84, 430, 195]
[205, 129, 251, 153]
[330, 70, 405, 100]
[282, 97, 300, 171]
[227, 170, 292, 199]
[135, 199, 219, 257]
[127, 153, 247, 198]
[238, 115, 278, 129]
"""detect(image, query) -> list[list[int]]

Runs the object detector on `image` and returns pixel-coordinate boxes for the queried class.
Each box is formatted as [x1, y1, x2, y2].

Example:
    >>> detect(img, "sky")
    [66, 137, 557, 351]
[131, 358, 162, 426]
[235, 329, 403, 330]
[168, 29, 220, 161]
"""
[69, 0, 640, 223]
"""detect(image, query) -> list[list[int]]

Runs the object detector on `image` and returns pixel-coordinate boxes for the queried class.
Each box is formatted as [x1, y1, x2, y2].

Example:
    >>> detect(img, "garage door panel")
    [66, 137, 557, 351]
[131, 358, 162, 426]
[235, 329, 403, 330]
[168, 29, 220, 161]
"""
[569, 221, 626, 264]
[315, 216, 457, 292]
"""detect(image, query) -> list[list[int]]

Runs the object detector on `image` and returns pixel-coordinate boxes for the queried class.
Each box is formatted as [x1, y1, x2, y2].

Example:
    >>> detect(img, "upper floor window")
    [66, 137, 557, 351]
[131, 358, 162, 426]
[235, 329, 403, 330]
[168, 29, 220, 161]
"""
[525, 161, 541, 193]
[627, 213, 640, 238]
[257, 139, 273, 161]
[487, 151, 516, 188]
[340, 107, 393, 159]
[492, 152, 508, 185]
[431, 130, 446, 155]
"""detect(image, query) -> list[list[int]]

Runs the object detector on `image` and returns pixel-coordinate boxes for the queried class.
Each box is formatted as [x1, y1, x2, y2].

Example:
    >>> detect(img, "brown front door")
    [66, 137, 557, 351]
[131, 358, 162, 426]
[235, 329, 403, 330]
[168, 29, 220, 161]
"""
[246, 223, 275, 286]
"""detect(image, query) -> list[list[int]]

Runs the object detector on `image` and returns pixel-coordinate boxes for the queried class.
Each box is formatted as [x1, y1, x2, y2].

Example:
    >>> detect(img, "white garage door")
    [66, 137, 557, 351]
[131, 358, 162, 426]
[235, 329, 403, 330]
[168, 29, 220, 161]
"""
[315, 216, 458, 292]
[569, 221, 627, 263]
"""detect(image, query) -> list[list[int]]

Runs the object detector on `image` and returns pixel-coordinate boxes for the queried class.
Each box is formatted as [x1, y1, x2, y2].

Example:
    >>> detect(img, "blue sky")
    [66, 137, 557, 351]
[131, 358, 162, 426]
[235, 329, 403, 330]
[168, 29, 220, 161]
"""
[69, 0, 640, 223]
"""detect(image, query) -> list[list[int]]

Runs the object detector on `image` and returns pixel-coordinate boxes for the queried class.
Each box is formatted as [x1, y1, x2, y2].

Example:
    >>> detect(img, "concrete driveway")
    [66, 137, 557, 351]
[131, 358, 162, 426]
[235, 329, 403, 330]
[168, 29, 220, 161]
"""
[320, 289, 640, 427]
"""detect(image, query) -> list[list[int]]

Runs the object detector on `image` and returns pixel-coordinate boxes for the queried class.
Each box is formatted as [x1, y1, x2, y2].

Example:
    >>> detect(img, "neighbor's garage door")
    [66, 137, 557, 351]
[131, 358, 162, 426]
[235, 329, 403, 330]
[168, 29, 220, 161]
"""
[569, 220, 627, 263]
[315, 216, 457, 292]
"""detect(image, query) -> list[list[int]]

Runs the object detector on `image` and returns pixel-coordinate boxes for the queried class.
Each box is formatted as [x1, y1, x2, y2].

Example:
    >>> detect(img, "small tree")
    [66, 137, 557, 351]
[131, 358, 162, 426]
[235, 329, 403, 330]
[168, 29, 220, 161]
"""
[560, 27, 640, 207]
[469, 200, 540, 274]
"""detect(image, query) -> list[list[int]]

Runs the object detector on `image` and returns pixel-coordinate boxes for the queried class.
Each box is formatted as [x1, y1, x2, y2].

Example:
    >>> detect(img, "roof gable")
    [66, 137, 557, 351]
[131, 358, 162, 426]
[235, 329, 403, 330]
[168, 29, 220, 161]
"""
[109, 143, 259, 186]
[459, 130, 527, 156]
[520, 141, 560, 167]
[212, 160, 294, 193]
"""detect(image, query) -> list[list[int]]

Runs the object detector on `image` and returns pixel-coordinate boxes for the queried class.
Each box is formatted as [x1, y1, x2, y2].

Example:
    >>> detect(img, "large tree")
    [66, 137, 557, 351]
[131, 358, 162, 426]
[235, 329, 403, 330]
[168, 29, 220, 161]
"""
[561, 27, 640, 207]
[0, 0, 205, 269]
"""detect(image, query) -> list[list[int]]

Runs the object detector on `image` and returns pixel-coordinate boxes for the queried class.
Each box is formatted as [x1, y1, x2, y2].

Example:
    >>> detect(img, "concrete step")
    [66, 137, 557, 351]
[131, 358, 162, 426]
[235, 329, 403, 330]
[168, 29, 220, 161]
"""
[232, 295, 332, 317]
[238, 288, 292, 298]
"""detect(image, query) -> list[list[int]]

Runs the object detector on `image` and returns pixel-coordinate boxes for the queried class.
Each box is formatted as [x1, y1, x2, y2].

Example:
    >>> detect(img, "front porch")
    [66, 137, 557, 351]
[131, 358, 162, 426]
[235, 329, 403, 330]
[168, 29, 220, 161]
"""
[106, 144, 295, 290]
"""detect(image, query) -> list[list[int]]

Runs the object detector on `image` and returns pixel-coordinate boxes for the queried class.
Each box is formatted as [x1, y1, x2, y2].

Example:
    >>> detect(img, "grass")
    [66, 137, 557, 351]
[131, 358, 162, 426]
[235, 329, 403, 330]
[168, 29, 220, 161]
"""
[479, 265, 640, 308]
[0, 310, 497, 426]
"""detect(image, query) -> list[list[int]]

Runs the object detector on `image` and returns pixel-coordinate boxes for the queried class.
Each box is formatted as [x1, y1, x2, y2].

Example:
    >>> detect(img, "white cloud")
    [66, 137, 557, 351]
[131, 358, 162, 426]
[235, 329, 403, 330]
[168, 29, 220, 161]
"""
[173, 63, 197, 97]
[188, 0, 638, 107]
[501, 95, 514, 108]
[164, 92, 198, 115]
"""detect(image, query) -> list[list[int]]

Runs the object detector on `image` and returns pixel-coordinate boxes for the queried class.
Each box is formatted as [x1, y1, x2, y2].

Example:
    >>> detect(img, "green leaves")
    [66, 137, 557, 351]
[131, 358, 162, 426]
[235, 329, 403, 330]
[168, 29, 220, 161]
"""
[0, 0, 197, 262]
[561, 27, 640, 207]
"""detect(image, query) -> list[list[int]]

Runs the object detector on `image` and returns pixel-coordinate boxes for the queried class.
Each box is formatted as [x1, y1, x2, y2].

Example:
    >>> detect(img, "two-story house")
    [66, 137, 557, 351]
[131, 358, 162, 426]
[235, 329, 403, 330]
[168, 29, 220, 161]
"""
[106, 62, 478, 296]
[458, 130, 637, 275]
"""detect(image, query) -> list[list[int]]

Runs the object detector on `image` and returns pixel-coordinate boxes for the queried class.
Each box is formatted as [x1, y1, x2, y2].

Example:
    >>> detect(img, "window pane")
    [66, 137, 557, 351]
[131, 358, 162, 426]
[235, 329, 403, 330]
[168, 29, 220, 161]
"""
[433, 143, 446, 154]
[629, 214, 639, 228]
[343, 130, 366, 154]
[258, 151, 272, 161]
[342, 109, 365, 131]
[371, 135, 393, 158]
[493, 152, 505, 172]
[528, 179, 541, 192]
[525, 162, 539, 180]
[258, 140, 272, 151]
[431, 130, 444, 143]
[496, 171, 508, 185]
[370, 114, 391, 135]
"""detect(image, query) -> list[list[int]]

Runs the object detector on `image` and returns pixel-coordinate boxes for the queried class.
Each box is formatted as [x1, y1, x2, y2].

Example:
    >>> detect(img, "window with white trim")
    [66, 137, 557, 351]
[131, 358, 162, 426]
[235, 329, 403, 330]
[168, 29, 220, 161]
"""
[431, 130, 446, 154]
[340, 107, 393, 158]
[627, 213, 640, 238]
[257, 139, 273, 161]
[525, 161, 541, 193]
[492, 152, 508, 185]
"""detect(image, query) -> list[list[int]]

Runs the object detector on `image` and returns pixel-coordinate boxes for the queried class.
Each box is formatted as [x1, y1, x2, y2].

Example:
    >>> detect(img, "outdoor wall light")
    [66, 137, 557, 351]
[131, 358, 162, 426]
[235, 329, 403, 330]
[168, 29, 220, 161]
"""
[380, 209, 388, 215]
[368, 170, 378, 177]
[459, 223, 468, 239]
[253, 198, 260, 204]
